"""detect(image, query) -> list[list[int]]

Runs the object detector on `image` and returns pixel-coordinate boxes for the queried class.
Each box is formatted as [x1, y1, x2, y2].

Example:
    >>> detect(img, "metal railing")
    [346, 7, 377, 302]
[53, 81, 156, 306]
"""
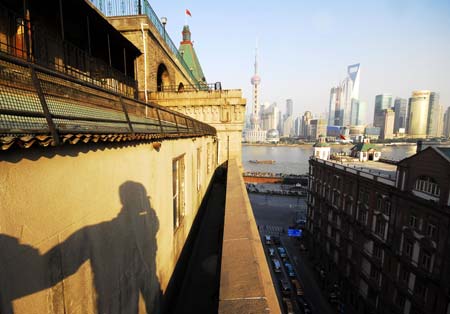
[158, 82, 222, 93]
[0, 4, 137, 98]
[0, 53, 216, 145]
[90, 0, 202, 89]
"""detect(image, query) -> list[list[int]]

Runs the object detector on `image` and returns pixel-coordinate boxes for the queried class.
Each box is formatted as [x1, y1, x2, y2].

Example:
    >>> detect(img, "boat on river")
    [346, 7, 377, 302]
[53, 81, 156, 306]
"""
[248, 160, 276, 164]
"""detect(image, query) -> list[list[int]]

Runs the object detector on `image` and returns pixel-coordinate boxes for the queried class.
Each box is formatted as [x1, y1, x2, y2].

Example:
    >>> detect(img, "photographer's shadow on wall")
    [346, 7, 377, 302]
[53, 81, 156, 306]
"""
[0, 181, 161, 314]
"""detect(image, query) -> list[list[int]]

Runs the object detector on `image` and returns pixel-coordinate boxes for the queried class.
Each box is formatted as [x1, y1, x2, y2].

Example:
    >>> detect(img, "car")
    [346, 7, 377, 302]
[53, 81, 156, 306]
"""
[272, 258, 281, 272]
[284, 262, 296, 277]
[268, 247, 275, 256]
[264, 234, 272, 245]
[297, 296, 312, 313]
[282, 298, 294, 314]
[277, 246, 287, 258]
[279, 279, 291, 296]
[291, 279, 304, 296]
[272, 236, 281, 245]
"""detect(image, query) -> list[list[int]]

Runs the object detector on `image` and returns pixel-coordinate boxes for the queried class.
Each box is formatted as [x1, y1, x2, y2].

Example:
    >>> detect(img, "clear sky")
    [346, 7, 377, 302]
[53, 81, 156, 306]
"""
[150, 0, 450, 121]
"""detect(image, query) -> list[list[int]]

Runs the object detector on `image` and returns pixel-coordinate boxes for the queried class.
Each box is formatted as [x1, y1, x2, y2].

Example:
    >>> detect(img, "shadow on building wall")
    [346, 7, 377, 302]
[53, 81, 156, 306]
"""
[0, 181, 161, 314]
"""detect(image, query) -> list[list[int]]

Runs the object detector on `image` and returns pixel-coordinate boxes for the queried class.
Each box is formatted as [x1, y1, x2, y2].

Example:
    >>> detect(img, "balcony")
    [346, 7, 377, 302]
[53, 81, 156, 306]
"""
[0, 52, 215, 148]
[0, 2, 139, 97]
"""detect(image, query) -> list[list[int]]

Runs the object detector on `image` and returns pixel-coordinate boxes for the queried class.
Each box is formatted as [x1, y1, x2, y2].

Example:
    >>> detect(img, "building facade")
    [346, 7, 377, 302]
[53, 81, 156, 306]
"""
[373, 94, 393, 128]
[394, 98, 408, 134]
[427, 92, 442, 138]
[407, 91, 431, 138]
[380, 109, 395, 140]
[306, 147, 450, 314]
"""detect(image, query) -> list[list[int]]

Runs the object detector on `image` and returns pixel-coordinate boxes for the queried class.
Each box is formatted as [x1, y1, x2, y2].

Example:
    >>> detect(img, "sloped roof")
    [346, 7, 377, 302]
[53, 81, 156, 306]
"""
[179, 26, 206, 83]
[351, 143, 377, 152]
[397, 146, 450, 166]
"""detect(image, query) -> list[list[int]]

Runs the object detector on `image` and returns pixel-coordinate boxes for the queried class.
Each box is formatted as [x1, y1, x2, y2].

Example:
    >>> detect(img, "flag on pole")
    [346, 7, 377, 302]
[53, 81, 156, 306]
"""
[185, 9, 192, 17]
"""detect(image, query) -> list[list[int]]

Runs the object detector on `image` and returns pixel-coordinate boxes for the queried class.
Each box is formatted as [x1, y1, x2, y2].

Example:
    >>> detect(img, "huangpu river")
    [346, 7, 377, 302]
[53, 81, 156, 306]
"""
[242, 143, 421, 174]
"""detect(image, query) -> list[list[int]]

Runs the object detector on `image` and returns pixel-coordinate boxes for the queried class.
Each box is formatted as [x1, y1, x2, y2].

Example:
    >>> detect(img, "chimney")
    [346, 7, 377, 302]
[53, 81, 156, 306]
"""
[416, 140, 423, 153]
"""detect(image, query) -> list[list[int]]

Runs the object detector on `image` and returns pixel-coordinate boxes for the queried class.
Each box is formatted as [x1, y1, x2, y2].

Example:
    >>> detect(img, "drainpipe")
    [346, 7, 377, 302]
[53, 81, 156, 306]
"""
[141, 23, 149, 113]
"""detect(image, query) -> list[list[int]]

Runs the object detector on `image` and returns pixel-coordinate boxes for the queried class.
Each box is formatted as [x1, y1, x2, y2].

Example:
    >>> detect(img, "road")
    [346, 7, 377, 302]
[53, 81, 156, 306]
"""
[250, 193, 334, 314]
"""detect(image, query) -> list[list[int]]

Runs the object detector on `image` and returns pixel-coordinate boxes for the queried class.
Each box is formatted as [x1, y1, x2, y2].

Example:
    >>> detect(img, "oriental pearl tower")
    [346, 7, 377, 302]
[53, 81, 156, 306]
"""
[250, 46, 261, 130]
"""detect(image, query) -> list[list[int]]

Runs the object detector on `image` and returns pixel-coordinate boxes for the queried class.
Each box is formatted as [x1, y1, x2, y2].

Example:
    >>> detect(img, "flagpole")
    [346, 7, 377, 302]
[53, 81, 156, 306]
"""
[184, 10, 187, 25]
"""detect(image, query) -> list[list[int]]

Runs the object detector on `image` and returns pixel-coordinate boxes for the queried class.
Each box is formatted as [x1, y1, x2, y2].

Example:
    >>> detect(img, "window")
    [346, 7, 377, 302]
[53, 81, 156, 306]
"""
[197, 147, 202, 191]
[370, 267, 380, 282]
[409, 215, 417, 228]
[420, 252, 431, 271]
[359, 210, 367, 225]
[374, 245, 382, 260]
[427, 223, 436, 238]
[400, 269, 409, 282]
[173, 155, 185, 230]
[414, 176, 440, 197]
[404, 241, 413, 258]
[384, 200, 391, 216]
[375, 218, 385, 237]
[376, 195, 382, 211]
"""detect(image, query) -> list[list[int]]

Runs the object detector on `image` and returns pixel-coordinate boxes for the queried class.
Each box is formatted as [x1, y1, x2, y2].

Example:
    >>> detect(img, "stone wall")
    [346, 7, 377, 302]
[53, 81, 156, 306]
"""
[0, 136, 217, 314]
[108, 16, 195, 98]
[150, 90, 246, 167]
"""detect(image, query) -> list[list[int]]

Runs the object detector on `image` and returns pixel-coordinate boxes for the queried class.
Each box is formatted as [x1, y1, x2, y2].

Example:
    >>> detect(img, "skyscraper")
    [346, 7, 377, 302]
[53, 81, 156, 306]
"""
[350, 100, 367, 126]
[373, 94, 393, 128]
[427, 92, 442, 137]
[328, 64, 360, 126]
[443, 107, 450, 138]
[341, 64, 361, 126]
[286, 99, 293, 117]
[328, 87, 342, 126]
[407, 90, 431, 138]
[380, 109, 395, 139]
[393, 98, 408, 133]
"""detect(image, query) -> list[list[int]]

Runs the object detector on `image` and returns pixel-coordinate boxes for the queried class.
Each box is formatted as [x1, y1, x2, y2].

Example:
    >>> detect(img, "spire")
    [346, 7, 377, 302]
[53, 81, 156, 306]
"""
[254, 40, 258, 76]
[181, 25, 191, 44]
[179, 25, 206, 83]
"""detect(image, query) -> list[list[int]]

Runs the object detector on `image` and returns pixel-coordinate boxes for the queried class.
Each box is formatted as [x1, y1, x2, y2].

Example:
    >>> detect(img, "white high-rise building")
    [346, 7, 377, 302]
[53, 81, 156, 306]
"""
[328, 64, 361, 126]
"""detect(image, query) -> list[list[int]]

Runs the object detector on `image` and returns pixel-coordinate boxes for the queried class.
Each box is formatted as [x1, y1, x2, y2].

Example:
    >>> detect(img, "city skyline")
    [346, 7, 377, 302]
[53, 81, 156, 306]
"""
[150, 0, 450, 118]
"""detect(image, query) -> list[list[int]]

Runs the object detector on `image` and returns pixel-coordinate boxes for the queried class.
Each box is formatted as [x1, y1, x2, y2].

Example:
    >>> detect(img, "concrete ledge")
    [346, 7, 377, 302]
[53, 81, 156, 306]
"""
[219, 159, 281, 314]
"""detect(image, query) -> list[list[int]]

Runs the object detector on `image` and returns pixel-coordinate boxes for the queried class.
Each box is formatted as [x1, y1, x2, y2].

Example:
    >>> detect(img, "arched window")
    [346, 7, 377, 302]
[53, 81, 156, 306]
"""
[157, 63, 170, 91]
[414, 176, 440, 197]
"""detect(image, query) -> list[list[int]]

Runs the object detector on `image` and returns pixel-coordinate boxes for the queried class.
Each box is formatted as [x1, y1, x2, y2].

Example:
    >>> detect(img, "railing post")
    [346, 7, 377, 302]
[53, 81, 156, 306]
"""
[119, 96, 134, 135]
[174, 114, 180, 133]
[155, 108, 165, 134]
[29, 66, 60, 145]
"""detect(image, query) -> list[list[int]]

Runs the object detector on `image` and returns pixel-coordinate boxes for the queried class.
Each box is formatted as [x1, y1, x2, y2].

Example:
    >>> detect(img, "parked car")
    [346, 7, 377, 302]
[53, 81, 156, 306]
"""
[279, 279, 291, 296]
[272, 236, 281, 245]
[297, 296, 312, 313]
[272, 258, 281, 272]
[291, 279, 304, 296]
[282, 298, 294, 314]
[284, 262, 295, 277]
[268, 247, 275, 256]
[264, 234, 272, 245]
[277, 246, 287, 258]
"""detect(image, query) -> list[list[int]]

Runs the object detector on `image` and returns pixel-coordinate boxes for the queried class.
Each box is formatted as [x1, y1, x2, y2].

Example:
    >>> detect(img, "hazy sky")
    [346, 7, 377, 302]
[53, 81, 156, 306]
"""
[151, 0, 450, 121]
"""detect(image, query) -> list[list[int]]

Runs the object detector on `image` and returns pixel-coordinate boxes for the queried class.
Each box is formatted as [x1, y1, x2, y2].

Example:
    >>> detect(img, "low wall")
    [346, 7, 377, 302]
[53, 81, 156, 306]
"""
[219, 159, 281, 314]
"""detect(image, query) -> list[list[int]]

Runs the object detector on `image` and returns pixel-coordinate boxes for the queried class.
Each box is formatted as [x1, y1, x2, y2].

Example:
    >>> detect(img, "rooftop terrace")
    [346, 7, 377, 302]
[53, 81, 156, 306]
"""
[313, 157, 397, 186]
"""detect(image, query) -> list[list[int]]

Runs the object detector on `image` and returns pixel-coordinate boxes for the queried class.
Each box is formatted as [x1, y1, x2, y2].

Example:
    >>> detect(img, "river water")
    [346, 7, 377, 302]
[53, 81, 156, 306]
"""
[242, 144, 420, 175]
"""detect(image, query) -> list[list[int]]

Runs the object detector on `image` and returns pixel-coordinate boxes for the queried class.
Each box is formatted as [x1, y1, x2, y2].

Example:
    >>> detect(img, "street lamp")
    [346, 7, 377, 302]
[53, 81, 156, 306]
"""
[160, 17, 167, 41]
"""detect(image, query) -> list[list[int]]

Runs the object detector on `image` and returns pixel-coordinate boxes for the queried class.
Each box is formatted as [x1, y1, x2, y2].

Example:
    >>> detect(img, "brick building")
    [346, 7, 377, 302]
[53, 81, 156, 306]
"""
[306, 146, 450, 314]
